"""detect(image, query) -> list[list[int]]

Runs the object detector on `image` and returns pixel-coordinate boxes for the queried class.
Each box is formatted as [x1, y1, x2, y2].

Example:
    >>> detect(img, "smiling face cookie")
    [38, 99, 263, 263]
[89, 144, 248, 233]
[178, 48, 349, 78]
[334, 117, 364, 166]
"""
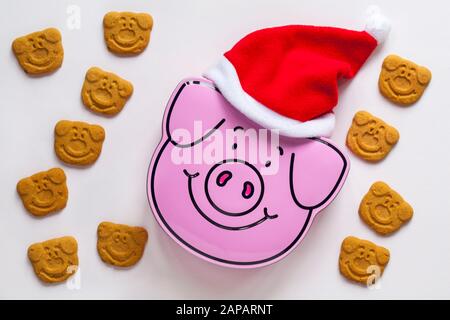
[28, 236, 78, 283]
[359, 182, 413, 235]
[17, 168, 68, 217]
[103, 12, 153, 55]
[81, 67, 133, 116]
[379, 55, 431, 105]
[346, 111, 399, 162]
[54, 120, 105, 166]
[339, 236, 390, 285]
[97, 222, 148, 267]
[12, 28, 63, 75]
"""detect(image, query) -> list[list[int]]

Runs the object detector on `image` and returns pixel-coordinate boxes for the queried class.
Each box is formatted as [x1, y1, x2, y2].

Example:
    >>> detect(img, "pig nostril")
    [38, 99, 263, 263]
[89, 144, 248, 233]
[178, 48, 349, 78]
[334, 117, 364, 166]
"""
[242, 181, 254, 199]
[216, 170, 232, 187]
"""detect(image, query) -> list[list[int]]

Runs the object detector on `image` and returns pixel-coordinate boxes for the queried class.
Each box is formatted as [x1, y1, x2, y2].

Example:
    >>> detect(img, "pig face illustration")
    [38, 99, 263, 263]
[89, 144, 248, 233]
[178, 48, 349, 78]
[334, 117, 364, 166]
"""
[147, 79, 349, 268]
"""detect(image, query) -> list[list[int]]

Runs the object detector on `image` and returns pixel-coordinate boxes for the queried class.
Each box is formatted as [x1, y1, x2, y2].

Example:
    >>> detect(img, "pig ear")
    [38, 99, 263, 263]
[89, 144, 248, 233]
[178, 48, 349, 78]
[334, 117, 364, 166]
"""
[12, 37, 27, 54]
[165, 81, 226, 147]
[371, 181, 391, 196]
[398, 202, 414, 222]
[28, 244, 44, 263]
[98, 222, 113, 239]
[136, 13, 153, 31]
[342, 236, 358, 254]
[353, 111, 371, 126]
[42, 28, 61, 44]
[88, 125, 105, 142]
[376, 246, 390, 266]
[55, 120, 72, 136]
[382, 55, 401, 71]
[47, 168, 66, 185]
[60, 237, 78, 255]
[103, 12, 118, 28]
[290, 138, 348, 210]
[384, 126, 400, 145]
[118, 80, 133, 98]
[17, 178, 33, 196]
[417, 66, 431, 85]
[131, 227, 148, 246]
[85, 67, 102, 83]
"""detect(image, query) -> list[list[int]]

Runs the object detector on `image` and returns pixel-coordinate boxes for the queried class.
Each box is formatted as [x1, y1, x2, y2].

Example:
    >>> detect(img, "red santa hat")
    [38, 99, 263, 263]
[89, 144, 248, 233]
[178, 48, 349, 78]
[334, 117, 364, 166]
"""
[204, 6, 390, 138]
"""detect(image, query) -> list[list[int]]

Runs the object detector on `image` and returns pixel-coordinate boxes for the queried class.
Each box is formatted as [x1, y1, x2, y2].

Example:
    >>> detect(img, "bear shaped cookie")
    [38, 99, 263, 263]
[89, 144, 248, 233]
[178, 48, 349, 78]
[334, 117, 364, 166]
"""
[379, 55, 431, 105]
[97, 222, 148, 267]
[81, 67, 133, 116]
[54, 120, 105, 166]
[359, 181, 413, 235]
[103, 12, 153, 55]
[12, 28, 63, 75]
[339, 236, 390, 285]
[17, 168, 68, 217]
[346, 111, 399, 162]
[28, 236, 78, 283]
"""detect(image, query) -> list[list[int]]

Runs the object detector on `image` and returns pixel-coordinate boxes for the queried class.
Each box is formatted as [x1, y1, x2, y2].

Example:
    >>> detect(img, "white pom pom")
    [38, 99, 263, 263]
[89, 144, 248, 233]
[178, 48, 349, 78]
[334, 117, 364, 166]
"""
[364, 5, 391, 43]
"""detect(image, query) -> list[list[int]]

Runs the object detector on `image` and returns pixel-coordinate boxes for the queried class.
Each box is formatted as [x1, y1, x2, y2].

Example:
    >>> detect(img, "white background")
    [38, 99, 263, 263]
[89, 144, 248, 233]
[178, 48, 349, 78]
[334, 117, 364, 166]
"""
[0, 0, 449, 299]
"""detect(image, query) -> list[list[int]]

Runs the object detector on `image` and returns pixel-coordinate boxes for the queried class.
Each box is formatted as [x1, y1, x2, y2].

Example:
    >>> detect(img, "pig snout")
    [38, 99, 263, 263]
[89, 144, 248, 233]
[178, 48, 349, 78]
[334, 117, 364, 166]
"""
[205, 159, 264, 216]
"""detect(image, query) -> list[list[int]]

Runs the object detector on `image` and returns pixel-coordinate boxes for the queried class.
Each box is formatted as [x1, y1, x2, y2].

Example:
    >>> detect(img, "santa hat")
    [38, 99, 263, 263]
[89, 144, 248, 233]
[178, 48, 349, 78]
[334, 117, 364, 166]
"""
[204, 6, 390, 138]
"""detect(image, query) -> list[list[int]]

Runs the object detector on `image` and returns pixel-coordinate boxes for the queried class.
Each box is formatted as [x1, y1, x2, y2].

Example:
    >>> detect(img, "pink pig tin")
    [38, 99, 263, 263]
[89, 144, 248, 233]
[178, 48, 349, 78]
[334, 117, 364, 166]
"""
[147, 78, 349, 268]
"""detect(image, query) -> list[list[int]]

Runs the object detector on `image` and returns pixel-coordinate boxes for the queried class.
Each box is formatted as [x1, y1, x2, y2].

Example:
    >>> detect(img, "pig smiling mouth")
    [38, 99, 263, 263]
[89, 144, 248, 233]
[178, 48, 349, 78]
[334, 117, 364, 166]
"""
[183, 169, 278, 230]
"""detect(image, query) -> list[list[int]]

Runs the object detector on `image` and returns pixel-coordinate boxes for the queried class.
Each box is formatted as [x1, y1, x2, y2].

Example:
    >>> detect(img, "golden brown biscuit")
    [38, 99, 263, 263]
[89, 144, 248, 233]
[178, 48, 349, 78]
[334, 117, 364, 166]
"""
[346, 111, 399, 162]
[97, 222, 148, 267]
[54, 120, 105, 166]
[81, 67, 133, 116]
[379, 55, 431, 105]
[339, 236, 390, 285]
[359, 182, 413, 235]
[28, 236, 78, 283]
[103, 12, 153, 55]
[17, 168, 68, 217]
[12, 28, 63, 75]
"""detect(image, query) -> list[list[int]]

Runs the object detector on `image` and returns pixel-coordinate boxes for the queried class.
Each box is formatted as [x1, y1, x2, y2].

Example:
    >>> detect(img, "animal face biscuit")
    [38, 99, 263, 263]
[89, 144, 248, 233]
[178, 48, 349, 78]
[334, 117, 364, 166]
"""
[339, 236, 390, 285]
[359, 182, 413, 235]
[12, 28, 63, 75]
[81, 67, 133, 116]
[54, 120, 105, 166]
[17, 168, 68, 217]
[346, 111, 399, 162]
[28, 236, 78, 283]
[97, 222, 148, 267]
[379, 55, 431, 105]
[103, 12, 153, 55]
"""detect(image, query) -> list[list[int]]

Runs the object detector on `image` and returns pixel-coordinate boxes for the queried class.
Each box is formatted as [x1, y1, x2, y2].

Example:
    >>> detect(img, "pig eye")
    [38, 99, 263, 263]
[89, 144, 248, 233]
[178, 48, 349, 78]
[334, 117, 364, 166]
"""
[232, 143, 238, 150]
[277, 146, 284, 156]
[265, 161, 271, 167]
[216, 170, 232, 187]
[242, 181, 254, 199]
